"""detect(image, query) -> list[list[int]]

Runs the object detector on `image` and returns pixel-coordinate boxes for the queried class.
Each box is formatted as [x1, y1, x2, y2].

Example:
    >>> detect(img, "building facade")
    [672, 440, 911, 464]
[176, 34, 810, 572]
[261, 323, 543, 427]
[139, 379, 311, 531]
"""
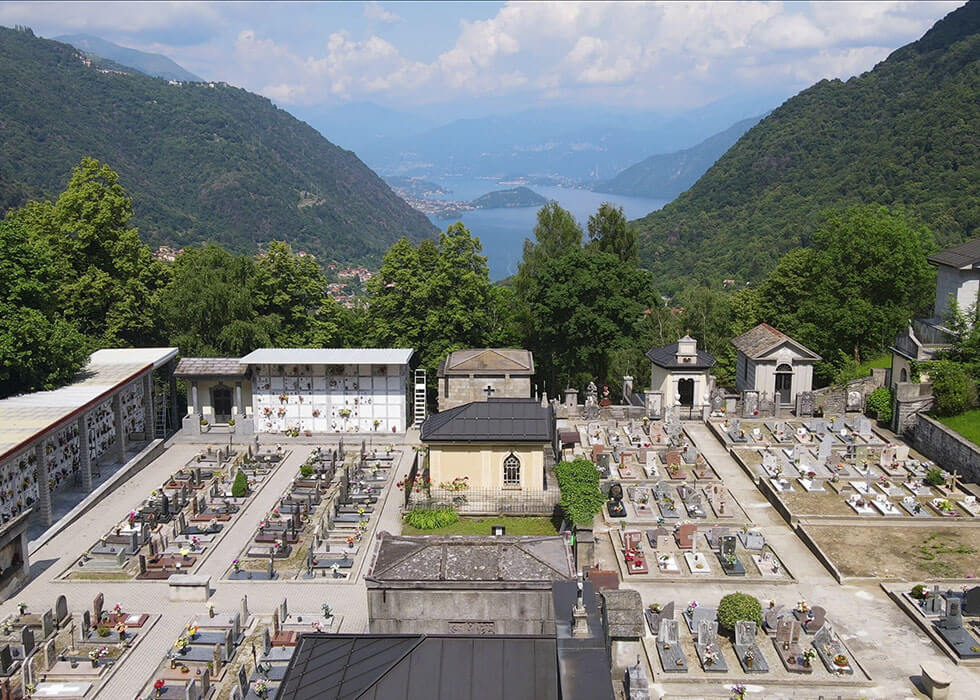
[646, 336, 716, 410]
[437, 349, 534, 411]
[731, 324, 820, 405]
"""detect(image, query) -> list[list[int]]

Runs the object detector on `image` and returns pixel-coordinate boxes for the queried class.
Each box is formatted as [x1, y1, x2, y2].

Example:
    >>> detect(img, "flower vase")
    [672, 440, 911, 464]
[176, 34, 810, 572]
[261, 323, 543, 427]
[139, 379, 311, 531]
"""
[91, 659, 98, 668]
[209, 608, 215, 618]
[745, 656, 753, 669]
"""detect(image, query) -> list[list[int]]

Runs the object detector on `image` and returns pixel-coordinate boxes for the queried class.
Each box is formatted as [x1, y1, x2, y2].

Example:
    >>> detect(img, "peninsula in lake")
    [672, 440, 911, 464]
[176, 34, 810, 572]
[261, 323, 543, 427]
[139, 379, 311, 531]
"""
[392, 185, 548, 219]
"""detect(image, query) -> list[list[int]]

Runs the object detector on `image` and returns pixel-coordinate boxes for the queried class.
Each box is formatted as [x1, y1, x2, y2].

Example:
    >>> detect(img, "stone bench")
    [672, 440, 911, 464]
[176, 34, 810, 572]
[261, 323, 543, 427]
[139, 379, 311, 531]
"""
[167, 575, 211, 602]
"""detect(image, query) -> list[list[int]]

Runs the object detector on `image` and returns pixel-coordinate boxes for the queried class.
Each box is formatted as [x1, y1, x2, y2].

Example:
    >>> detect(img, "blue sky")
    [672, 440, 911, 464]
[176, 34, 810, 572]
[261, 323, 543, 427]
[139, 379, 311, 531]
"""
[0, 1, 964, 118]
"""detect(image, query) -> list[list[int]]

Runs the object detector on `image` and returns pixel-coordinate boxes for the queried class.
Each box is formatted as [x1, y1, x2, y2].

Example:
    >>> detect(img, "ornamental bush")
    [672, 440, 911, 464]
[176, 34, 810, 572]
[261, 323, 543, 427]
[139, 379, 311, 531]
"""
[865, 387, 893, 424]
[929, 360, 976, 417]
[299, 464, 314, 478]
[925, 467, 945, 487]
[717, 592, 763, 631]
[403, 507, 459, 530]
[231, 470, 249, 498]
[554, 458, 604, 526]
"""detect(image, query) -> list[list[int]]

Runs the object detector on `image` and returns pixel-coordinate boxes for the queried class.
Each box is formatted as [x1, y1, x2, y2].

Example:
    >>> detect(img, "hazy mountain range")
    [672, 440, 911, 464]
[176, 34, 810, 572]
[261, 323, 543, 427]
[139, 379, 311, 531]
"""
[54, 33, 202, 82]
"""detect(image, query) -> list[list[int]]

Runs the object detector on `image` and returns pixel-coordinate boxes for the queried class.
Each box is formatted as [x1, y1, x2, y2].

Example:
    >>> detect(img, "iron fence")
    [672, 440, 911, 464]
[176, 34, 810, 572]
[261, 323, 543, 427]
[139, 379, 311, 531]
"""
[406, 486, 560, 515]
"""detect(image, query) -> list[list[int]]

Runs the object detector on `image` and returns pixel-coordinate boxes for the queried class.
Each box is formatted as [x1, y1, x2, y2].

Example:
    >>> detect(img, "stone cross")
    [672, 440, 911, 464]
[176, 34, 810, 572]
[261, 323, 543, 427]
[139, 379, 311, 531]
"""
[484, 385, 496, 399]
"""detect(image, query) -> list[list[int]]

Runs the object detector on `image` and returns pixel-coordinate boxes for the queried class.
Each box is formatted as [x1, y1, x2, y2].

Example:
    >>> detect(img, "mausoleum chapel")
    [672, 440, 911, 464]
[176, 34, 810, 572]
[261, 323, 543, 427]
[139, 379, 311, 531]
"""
[436, 348, 534, 411]
[646, 335, 716, 411]
[731, 323, 820, 405]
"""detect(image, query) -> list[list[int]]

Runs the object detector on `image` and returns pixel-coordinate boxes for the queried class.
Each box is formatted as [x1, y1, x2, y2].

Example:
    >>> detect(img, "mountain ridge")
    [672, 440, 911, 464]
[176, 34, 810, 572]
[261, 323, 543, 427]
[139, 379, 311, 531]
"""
[631, 0, 980, 288]
[53, 33, 202, 81]
[0, 27, 437, 265]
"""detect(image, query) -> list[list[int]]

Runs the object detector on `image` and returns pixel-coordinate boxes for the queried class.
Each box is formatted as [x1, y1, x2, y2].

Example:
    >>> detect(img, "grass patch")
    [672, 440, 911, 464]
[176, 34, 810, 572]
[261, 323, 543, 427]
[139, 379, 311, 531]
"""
[401, 515, 560, 536]
[934, 409, 980, 446]
[858, 353, 892, 373]
[67, 572, 133, 581]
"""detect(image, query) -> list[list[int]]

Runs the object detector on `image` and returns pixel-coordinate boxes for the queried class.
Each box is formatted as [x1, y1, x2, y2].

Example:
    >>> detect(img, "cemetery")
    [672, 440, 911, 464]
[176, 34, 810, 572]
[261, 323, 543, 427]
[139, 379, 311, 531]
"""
[887, 582, 980, 665]
[227, 442, 397, 581]
[63, 444, 273, 581]
[640, 593, 873, 686]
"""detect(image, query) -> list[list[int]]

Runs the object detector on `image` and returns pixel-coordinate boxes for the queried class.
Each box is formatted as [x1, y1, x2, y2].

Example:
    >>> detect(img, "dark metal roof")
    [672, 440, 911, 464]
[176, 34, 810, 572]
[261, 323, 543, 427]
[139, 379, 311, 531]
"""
[174, 357, 246, 377]
[421, 398, 554, 443]
[928, 239, 980, 269]
[645, 342, 716, 369]
[551, 581, 616, 700]
[367, 533, 574, 585]
[277, 634, 559, 700]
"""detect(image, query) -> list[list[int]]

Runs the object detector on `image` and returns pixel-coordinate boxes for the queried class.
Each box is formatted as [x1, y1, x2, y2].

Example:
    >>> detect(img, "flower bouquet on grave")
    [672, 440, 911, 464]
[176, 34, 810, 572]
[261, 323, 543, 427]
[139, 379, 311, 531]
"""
[321, 603, 332, 618]
[800, 648, 816, 667]
[174, 637, 189, 654]
[253, 680, 270, 699]
[153, 679, 165, 698]
[687, 601, 699, 616]
[232, 558, 240, 573]
[730, 683, 747, 700]
[833, 653, 848, 667]
[796, 599, 808, 614]
[186, 624, 199, 639]
[16, 602, 27, 615]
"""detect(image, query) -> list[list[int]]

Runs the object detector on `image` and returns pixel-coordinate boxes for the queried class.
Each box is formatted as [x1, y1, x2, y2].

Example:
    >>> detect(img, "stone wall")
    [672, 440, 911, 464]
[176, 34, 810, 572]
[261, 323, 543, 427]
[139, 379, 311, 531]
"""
[367, 587, 557, 635]
[892, 381, 934, 433]
[440, 375, 532, 411]
[907, 414, 980, 483]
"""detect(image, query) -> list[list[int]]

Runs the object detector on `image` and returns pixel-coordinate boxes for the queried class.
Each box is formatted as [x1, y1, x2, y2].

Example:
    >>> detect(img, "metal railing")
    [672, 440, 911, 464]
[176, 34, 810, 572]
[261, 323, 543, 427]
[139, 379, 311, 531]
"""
[406, 486, 560, 515]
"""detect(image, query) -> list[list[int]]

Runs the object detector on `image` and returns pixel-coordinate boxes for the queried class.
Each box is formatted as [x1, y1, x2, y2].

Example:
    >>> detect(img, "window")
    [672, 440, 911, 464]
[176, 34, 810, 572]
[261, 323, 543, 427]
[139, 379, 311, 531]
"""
[503, 453, 521, 486]
[900, 368, 908, 383]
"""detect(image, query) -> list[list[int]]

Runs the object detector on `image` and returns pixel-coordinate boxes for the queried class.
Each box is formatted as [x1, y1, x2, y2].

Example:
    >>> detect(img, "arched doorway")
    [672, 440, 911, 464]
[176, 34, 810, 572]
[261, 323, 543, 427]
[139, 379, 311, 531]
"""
[677, 378, 694, 406]
[212, 385, 233, 424]
[774, 364, 793, 404]
[900, 368, 908, 383]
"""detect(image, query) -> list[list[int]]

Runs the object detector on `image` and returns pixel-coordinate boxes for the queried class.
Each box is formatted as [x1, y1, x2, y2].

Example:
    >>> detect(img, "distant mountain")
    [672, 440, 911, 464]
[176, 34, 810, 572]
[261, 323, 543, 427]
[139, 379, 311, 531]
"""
[632, 1, 980, 287]
[594, 115, 764, 199]
[0, 27, 437, 264]
[305, 95, 788, 182]
[54, 33, 201, 81]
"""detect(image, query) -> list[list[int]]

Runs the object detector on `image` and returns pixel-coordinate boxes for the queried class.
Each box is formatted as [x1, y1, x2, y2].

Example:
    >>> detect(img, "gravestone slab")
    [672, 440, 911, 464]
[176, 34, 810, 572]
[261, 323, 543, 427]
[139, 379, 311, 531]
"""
[656, 619, 687, 673]
[734, 620, 768, 673]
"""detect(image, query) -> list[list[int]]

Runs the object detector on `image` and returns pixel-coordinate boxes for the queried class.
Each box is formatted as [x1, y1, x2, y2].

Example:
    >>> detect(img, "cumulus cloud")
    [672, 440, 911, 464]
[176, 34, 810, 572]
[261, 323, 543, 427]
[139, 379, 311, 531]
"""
[363, 2, 402, 24]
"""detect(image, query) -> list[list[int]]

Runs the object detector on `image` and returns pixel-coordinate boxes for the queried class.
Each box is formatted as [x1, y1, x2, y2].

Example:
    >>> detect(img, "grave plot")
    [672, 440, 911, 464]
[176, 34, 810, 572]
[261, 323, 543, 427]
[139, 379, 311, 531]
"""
[608, 523, 791, 583]
[64, 447, 278, 581]
[886, 582, 980, 665]
[735, 434, 975, 523]
[0, 592, 156, 699]
[227, 444, 396, 581]
[138, 598, 251, 700]
[713, 415, 887, 450]
[639, 594, 872, 688]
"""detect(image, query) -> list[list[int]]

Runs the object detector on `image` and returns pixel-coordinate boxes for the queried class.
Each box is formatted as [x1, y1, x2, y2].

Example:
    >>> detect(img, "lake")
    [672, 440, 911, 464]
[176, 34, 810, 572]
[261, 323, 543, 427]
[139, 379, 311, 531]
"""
[424, 177, 668, 280]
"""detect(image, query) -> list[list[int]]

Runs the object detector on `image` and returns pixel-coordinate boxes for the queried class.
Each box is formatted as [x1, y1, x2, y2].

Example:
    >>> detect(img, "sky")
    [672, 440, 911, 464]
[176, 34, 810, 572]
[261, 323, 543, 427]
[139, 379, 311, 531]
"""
[0, 1, 965, 118]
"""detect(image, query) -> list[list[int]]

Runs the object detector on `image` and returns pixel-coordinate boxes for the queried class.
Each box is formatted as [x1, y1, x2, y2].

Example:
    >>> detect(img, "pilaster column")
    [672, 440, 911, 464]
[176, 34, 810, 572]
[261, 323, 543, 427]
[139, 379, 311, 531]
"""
[191, 380, 200, 415]
[143, 373, 155, 440]
[78, 415, 92, 492]
[111, 392, 126, 463]
[34, 444, 51, 526]
[235, 382, 245, 417]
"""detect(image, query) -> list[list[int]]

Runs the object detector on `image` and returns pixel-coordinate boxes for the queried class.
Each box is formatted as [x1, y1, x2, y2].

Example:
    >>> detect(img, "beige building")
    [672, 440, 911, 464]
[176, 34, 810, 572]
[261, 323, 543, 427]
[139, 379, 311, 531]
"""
[732, 324, 820, 405]
[437, 348, 534, 411]
[646, 336, 716, 409]
[421, 398, 554, 492]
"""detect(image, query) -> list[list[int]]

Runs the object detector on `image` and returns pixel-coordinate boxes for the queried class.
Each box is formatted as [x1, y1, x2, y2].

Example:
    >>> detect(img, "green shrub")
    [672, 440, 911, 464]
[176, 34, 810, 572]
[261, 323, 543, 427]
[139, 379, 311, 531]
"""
[929, 360, 976, 417]
[231, 470, 249, 498]
[925, 467, 945, 487]
[554, 458, 604, 526]
[96, 625, 111, 638]
[865, 387, 894, 424]
[404, 507, 459, 530]
[299, 464, 314, 478]
[717, 592, 763, 631]
[911, 584, 927, 600]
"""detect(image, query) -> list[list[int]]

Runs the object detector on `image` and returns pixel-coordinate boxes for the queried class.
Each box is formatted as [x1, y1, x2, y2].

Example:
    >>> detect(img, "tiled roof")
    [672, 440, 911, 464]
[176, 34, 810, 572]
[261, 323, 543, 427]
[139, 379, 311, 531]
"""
[731, 323, 821, 360]
[421, 398, 553, 442]
[440, 348, 534, 376]
[928, 239, 980, 269]
[174, 357, 246, 376]
[367, 533, 573, 583]
[646, 342, 716, 369]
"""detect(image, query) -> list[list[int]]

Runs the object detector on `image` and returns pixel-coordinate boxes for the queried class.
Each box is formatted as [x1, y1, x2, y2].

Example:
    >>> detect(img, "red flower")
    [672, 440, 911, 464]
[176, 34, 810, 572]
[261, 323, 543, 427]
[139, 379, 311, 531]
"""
[154, 679, 165, 690]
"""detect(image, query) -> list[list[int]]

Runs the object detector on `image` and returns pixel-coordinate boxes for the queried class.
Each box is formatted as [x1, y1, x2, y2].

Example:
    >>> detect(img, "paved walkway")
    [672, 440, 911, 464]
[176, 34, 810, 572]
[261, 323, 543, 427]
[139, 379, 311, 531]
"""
[8, 437, 417, 698]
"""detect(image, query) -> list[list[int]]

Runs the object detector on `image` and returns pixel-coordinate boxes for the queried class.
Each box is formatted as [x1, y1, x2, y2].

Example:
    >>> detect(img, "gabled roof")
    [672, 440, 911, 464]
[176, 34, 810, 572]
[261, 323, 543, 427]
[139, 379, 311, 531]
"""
[646, 342, 716, 369]
[277, 634, 559, 700]
[928, 239, 980, 270]
[174, 357, 246, 377]
[367, 534, 573, 585]
[239, 348, 413, 365]
[421, 398, 553, 443]
[439, 348, 534, 376]
[730, 323, 821, 361]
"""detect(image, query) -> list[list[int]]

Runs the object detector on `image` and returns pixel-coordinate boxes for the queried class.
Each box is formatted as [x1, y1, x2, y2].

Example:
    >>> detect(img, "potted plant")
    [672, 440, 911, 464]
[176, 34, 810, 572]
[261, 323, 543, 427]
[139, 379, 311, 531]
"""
[321, 603, 332, 618]
[253, 680, 270, 699]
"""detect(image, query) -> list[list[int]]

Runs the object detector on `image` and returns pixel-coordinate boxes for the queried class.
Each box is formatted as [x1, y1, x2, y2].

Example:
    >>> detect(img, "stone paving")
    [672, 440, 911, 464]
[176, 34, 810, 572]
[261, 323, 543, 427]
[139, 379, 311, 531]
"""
[7, 433, 418, 698]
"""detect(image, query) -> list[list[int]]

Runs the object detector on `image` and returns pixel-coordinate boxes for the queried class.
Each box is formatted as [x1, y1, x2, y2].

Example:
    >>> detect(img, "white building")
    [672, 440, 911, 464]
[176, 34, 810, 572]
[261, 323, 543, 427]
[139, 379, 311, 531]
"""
[731, 324, 820, 405]
[177, 348, 414, 435]
[646, 336, 716, 409]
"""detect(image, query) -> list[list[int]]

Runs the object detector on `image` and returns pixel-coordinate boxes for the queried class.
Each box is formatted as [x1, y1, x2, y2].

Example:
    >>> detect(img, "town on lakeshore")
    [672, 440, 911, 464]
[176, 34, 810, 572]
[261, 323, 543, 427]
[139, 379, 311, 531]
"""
[1, 2, 980, 700]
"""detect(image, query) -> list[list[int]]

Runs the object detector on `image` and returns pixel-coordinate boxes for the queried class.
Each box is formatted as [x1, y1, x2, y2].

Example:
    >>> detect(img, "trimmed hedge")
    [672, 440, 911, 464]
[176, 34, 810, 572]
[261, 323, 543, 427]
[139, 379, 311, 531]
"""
[231, 470, 248, 498]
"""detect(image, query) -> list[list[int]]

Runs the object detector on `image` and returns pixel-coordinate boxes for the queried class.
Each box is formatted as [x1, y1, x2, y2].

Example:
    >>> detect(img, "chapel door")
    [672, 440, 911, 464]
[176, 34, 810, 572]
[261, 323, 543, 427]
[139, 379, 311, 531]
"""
[213, 386, 233, 424]
[677, 378, 694, 407]
[774, 365, 792, 404]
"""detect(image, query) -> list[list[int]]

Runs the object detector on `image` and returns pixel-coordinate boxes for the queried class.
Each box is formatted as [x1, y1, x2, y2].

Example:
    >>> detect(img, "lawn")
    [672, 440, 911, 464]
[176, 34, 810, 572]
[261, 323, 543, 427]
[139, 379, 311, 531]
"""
[401, 515, 560, 536]
[935, 409, 980, 446]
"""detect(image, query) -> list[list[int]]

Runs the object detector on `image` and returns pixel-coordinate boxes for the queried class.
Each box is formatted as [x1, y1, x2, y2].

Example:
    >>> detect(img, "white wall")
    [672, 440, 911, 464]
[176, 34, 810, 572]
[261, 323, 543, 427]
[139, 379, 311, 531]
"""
[934, 266, 979, 321]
